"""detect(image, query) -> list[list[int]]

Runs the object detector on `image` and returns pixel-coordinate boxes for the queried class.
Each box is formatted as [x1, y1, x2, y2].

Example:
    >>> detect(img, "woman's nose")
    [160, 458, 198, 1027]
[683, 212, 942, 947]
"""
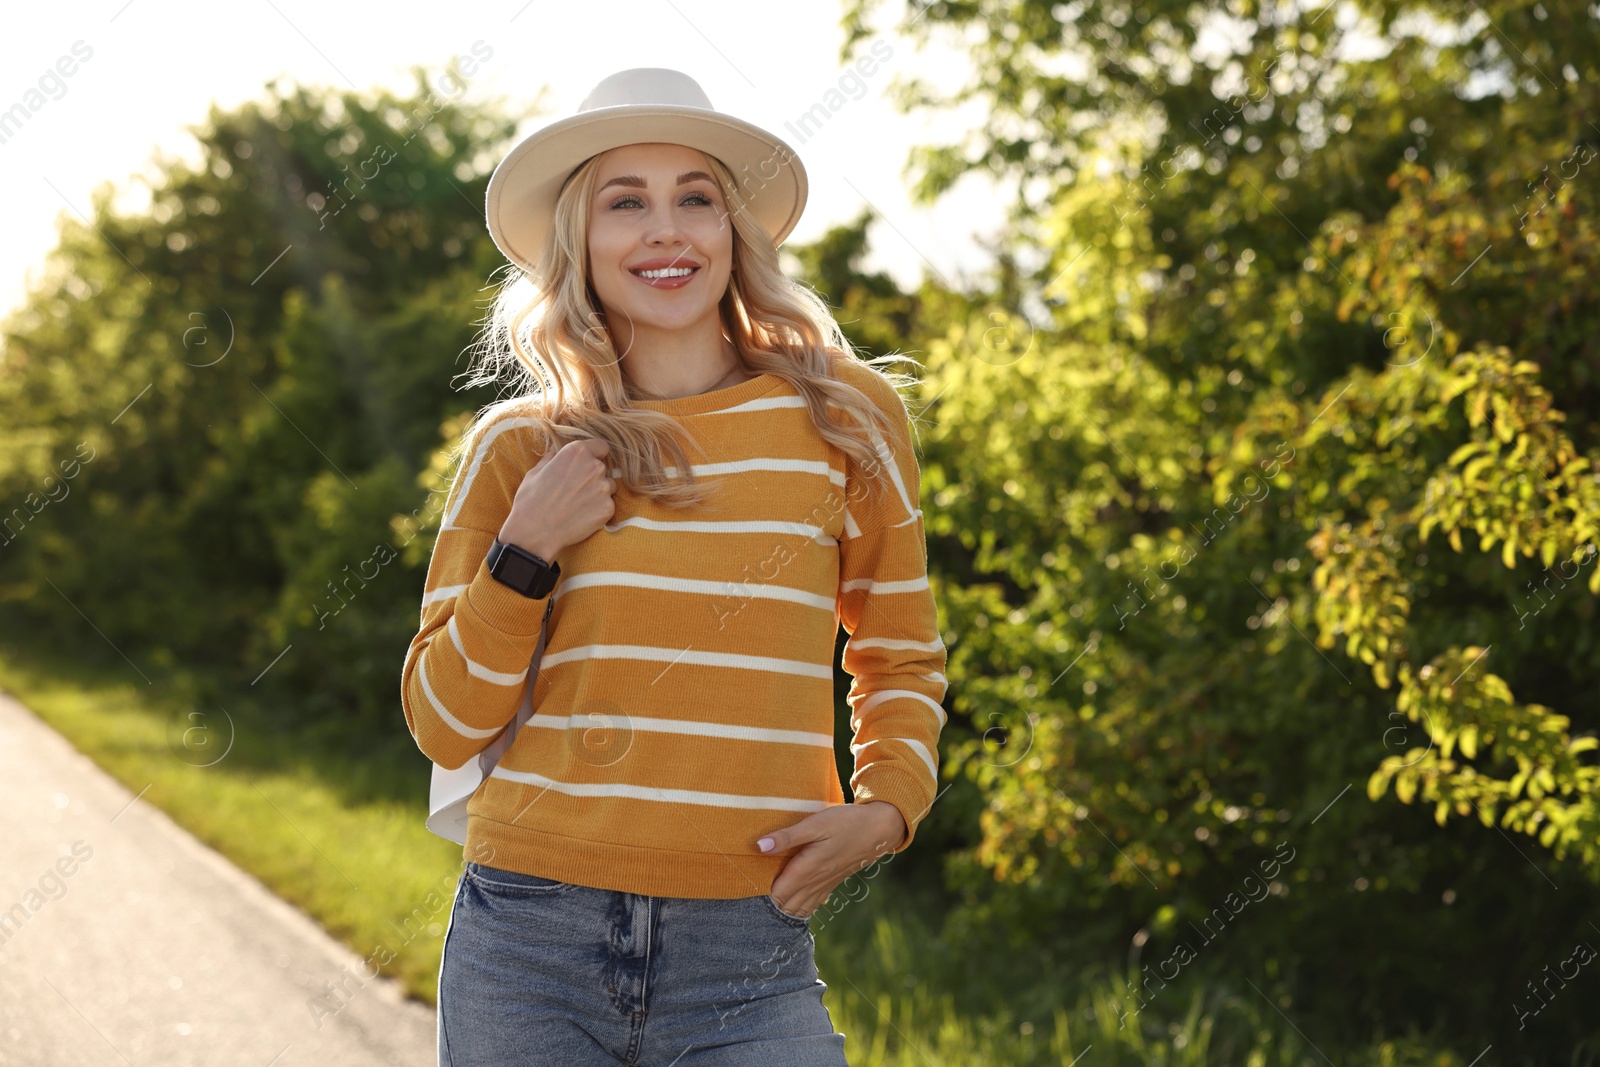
[641, 204, 686, 244]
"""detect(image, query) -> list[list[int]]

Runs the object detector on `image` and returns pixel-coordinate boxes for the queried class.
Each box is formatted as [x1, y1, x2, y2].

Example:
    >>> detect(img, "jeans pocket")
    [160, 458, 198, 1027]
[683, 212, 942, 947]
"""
[465, 861, 576, 896]
[763, 892, 812, 927]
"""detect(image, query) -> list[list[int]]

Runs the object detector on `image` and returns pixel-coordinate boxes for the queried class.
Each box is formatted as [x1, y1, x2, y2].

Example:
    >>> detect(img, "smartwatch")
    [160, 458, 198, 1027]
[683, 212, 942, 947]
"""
[486, 538, 561, 599]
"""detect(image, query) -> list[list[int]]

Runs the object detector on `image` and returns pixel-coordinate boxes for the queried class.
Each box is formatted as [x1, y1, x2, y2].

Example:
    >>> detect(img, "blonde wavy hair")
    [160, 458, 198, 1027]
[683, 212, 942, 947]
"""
[453, 145, 922, 515]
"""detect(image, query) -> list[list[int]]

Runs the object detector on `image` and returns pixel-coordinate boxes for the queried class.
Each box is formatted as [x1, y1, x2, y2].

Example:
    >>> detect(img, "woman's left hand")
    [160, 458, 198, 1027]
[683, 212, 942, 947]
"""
[757, 801, 907, 918]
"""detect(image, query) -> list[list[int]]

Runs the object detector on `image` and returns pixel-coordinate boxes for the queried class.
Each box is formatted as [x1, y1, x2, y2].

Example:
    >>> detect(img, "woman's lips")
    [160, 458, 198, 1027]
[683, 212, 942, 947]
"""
[629, 265, 700, 289]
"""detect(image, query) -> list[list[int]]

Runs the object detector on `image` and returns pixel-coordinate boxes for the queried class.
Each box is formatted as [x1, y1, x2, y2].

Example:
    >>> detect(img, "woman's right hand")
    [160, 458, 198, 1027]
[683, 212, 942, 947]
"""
[497, 437, 616, 563]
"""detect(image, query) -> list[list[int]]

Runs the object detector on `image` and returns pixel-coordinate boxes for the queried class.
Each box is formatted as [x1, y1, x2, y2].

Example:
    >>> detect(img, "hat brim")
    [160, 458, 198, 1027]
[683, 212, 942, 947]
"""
[485, 105, 808, 277]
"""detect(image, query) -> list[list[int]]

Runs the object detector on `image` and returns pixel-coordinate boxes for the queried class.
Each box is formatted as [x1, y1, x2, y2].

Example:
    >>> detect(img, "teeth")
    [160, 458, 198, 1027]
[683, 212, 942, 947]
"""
[635, 267, 696, 279]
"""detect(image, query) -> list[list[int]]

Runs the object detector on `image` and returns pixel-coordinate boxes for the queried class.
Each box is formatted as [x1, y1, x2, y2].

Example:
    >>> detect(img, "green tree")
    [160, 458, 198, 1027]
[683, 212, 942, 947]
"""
[0, 72, 520, 723]
[841, 0, 1600, 1057]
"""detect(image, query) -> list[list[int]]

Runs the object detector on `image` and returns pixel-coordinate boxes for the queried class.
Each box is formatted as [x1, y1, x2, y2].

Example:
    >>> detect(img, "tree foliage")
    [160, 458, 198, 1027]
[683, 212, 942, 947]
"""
[0, 73, 517, 721]
[839, 0, 1600, 1057]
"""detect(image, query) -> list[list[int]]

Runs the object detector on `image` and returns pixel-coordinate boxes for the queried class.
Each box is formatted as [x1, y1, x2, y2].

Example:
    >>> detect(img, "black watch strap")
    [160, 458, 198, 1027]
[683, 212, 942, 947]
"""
[486, 538, 560, 599]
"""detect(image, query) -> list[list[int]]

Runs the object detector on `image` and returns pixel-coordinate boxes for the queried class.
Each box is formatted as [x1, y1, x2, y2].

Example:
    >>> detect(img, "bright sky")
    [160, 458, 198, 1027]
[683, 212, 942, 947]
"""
[1, 0, 1009, 323]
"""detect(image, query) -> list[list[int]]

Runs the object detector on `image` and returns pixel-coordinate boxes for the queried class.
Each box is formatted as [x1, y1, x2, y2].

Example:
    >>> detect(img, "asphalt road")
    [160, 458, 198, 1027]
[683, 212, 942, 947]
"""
[0, 687, 438, 1067]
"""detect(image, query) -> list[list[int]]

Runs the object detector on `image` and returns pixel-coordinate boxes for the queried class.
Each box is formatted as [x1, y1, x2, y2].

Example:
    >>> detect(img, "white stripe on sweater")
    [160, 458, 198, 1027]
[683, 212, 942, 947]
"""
[850, 737, 939, 781]
[539, 644, 834, 678]
[850, 635, 946, 653]
[867, 425, 917, 521]
[444, 416, 541, 530]
[712, 394, 808, 414]
[557, 571, 836, 611]
[524, 712, 832, 748]
[610, 458, 845, 485]
[841, 507, 863, 540]
[486, 767, 834, 812]
[840, 576, 930, 594]
[423, 583, 467, 606]
[418, 656, 504, 739]
[601, 516, 836, 542]
[853, 688, 948, 728]
[447, 615, 528, 686]
[840, 507, 922, 540]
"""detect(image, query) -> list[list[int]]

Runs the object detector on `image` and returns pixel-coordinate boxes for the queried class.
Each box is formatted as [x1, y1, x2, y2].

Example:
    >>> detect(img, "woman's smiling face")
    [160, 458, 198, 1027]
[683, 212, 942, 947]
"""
[587, 142, 735, 339]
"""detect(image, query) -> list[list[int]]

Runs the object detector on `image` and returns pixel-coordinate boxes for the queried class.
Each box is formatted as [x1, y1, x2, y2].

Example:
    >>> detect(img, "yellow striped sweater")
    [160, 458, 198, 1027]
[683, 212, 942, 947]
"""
[399, 355, 947, 899]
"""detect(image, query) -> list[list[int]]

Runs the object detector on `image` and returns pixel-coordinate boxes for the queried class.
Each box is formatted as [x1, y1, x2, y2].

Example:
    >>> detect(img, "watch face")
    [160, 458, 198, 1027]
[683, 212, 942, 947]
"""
[497, 549, 542, 591]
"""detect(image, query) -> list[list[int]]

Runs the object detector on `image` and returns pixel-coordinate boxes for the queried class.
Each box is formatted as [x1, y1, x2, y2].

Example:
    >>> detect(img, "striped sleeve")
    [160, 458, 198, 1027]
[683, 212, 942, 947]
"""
[836, 368, 947, 854]
[400, 410, 551, 770]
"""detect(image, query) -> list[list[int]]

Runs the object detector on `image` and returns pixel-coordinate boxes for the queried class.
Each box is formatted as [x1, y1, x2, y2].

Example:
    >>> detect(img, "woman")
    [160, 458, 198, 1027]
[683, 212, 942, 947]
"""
[400, 68, 948, 1066]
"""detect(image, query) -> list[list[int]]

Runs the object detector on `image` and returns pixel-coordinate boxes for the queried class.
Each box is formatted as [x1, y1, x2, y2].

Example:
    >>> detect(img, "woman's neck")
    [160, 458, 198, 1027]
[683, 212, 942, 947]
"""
[622, 339, 751, 401]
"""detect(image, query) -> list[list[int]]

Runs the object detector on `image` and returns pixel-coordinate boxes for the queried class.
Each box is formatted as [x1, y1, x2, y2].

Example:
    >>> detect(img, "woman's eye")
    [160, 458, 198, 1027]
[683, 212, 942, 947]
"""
[609, 192, 715, 209]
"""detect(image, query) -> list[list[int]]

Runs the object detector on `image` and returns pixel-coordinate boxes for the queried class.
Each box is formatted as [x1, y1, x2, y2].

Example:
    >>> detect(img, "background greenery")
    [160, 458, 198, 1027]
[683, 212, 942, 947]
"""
[2, 1, 1597, 1063]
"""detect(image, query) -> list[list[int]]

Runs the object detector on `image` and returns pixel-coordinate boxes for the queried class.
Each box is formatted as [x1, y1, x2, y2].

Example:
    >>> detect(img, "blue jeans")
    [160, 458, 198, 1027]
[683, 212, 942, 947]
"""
[437, 862, 849, 1065]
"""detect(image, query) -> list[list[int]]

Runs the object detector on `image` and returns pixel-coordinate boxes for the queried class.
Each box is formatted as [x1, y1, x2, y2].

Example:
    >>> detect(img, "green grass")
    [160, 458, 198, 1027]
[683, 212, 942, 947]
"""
[0, 639, 1474, 1065]
[807, 885, 1473, 1066]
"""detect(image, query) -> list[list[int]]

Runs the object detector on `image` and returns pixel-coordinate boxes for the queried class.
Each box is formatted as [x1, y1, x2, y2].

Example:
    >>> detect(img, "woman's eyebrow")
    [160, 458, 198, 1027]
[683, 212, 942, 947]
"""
[597, 170, 717, 194]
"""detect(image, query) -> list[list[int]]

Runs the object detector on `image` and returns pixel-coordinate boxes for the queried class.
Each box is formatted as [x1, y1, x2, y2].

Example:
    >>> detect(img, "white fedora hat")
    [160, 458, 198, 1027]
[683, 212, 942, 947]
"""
[484, 67, 809, 277]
